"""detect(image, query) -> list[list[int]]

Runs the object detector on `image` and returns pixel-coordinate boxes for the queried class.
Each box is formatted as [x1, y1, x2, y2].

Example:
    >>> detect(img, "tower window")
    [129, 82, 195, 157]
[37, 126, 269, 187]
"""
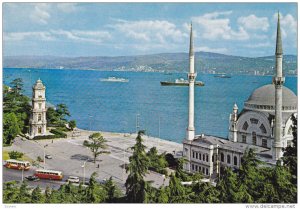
[262, 139, 268, 148]
[38, 127, 42, 134]
[212, 155, 214, 162]
[252, 132, 257, 145]
[38, 114, 42, 121]
[260, 124, 267, 134]
[38, 103, 42, 109]
[227, 155, 231, 164]
[234, 156, 237, 166]
[242, 122, 249, 131]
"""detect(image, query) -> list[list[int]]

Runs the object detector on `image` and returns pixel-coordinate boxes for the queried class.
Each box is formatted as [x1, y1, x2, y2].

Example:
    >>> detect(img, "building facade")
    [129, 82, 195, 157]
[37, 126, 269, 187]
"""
[183, 14, 297, 177]
[29, 79, 47, 138]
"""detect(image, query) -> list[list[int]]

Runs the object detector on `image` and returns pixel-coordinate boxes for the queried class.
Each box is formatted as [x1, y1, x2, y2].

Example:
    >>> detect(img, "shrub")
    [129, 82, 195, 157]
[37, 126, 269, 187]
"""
[8, 151, 24, 160]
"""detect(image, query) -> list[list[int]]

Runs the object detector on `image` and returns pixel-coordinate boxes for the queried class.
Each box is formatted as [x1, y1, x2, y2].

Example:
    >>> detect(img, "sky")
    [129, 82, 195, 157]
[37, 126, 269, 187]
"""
[3, 2, 298, 57]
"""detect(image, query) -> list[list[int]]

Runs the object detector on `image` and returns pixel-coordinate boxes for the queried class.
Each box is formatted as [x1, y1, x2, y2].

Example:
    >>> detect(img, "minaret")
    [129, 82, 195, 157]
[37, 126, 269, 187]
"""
[186, 23, 197, 141]
[229, 103, 238, 142]
[272, 12, 285, 160]
[30, 79, 47, 138]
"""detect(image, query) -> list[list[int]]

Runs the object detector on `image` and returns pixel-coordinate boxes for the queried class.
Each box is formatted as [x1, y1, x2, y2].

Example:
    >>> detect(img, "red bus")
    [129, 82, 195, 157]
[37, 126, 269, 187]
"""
[34, 169, 63, 180]
[4, 159, 30, 170]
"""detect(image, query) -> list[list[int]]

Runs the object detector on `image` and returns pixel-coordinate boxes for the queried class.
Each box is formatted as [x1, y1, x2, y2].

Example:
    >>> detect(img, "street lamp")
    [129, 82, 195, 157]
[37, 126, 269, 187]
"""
[89, 115, 93, 131]
[136, 114, 140, 133]
[21, 166, 24, 182]
[43, 144, 48, 169]
[81, 160, 88, 185]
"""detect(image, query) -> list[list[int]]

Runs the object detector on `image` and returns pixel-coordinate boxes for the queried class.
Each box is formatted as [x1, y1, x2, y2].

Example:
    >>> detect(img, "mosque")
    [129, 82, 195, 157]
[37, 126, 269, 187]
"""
[182, 14, 297, 178]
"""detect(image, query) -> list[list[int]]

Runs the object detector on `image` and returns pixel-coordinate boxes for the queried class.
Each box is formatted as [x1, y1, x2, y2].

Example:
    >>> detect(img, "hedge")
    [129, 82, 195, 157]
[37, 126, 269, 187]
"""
[33, 129, 67, 140]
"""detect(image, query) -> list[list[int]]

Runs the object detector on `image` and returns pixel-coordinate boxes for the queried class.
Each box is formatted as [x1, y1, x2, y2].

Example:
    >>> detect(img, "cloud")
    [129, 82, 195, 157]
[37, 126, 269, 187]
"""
[4, 30, 111, 44]
[196, 46, 228, 54]
[238, 15, 269, 31]
[192, 11, 249, 41]
[30, 3, 51, 25]
[4, 31, 54, 41]
[275, 13, 297, 37]
[56, 3, 78, 13]
[113, 20, 188, 44]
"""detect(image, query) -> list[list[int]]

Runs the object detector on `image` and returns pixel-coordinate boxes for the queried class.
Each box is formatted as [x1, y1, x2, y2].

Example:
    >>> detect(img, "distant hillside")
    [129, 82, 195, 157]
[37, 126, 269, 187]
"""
[3, 52, 297, 75]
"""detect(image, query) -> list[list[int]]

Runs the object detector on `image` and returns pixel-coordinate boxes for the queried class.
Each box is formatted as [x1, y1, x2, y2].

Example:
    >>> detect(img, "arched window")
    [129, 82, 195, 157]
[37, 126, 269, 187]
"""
[227, 155, 231, 164]
[212, 155, 214, 162]
[259, 124, 267, 134]
[252, 132, 257, 145]
[234, 156, 237, 166]
[242, 121, 249, 131]
[221, 153, 224, 162]
[38, 114, 42, 121]
[38, 127, 42, 134]
[206, 154, 208, 162]
[199, 153, 202, 160]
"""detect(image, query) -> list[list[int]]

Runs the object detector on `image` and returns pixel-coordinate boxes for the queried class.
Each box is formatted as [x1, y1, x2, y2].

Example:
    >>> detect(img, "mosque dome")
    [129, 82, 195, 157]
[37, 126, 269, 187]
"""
[244, 84, 297, 111]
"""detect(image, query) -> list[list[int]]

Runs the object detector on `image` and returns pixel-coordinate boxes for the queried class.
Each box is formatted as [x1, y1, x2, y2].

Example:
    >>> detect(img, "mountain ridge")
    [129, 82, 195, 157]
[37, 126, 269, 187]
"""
[3, 51, 297, 75]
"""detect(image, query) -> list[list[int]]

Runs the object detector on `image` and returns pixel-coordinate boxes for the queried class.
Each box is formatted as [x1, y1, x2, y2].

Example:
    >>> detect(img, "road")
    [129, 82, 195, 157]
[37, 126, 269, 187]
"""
[3, 130, 181, 191]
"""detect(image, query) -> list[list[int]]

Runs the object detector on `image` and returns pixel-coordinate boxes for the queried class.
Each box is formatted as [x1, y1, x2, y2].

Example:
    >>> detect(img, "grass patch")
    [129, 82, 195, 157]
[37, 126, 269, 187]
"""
[2, 150, 33, 162]
[3, 150, 10, 160]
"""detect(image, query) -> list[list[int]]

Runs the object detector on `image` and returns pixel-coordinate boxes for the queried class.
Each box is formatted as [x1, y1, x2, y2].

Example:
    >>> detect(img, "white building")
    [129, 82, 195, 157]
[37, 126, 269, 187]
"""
[183, 14, 297, 178]
[29, 79, 47, 138]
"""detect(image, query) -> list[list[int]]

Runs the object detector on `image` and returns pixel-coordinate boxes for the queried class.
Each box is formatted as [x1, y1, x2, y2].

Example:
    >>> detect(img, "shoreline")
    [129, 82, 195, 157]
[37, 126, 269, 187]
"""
[4, 67, 298, 77]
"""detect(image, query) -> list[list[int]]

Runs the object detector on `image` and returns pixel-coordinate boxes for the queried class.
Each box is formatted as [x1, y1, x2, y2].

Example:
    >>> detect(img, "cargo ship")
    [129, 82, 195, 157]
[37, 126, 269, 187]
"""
[160, 78, 204, 86]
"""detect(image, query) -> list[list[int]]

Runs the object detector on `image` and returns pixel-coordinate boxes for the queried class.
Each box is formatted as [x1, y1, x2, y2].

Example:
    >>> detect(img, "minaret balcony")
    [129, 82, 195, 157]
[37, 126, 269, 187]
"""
[188, 73, 197, 81]
[33, 98, 46, 102]
[32, 109, 47, 112]
[272, 77, 285, 85]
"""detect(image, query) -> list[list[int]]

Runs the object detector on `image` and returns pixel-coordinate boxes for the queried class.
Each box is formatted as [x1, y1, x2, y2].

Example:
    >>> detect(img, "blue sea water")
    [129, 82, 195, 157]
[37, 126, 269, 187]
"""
[3, 68, 297, 143]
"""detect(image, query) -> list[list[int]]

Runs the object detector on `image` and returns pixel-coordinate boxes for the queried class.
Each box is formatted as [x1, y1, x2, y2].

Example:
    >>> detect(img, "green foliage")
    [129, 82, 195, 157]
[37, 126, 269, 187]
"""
[49, 128, 67, 138]
[83, 132, 110, 163]
[165, 153, 178, 168]
[8, 150, 24, 160]
[147, 147, 168, 174]
[282, 114, 297, 184]
[68, 120, 77, 130]
[125, 130, 151, 203]
[104, 176, 122, 203]
[175, 158, 191, 181]
[3, 113, 21, 145]
[31, 186, 45, 203]
[46, 104, 71, 127]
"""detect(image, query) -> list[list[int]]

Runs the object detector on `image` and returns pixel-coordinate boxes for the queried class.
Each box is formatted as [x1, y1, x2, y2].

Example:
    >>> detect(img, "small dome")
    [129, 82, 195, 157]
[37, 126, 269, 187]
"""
[33, 79, 45, 89]
[245, 84, 297, 109]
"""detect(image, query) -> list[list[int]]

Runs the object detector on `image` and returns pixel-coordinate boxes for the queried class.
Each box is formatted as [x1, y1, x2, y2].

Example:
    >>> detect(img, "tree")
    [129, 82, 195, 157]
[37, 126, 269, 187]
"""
[8, 150, 24, 159]
[31, 186, 45, 203]
[3, 113, 21, 145]
[84, 172, 108, 203]
[125, 130, 150, 203]
[167, 174, 191, 203]
[69, 120, 77, 130]
[282, 114, 297, 183]
[147, 147, 168, 174]
[56, 103, 70, 122]
[83, 132, 110, 163]
[104, 176, 122, 203]
[10, 78, 24, 95]
[3, 181, 20, 203]
[17, 181, 31, 203]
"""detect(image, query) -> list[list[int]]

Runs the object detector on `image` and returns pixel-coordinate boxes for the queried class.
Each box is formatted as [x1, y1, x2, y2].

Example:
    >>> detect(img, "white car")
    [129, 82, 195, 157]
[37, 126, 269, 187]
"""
[67, 176, 80, 183]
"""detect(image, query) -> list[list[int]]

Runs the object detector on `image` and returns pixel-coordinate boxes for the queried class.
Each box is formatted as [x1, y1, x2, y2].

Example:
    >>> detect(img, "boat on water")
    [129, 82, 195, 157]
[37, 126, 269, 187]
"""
[160, 78, 204, 86]
[100, 77, 129, 82]
[214, 74, 231, 78]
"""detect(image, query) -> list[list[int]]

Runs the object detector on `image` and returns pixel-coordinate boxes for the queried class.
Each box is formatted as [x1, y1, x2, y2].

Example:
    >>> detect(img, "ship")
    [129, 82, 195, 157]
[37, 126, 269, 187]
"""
[160, 78, 204, 86]
[214, 74, 231, 78]
[99, 77, 129, 82]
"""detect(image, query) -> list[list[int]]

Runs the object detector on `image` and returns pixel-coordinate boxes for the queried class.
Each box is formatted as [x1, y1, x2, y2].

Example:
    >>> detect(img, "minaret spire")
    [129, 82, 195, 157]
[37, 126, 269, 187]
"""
[275, 11, 283, 56]
[272, 11, 285, 161]
[186, 22, 196, 141]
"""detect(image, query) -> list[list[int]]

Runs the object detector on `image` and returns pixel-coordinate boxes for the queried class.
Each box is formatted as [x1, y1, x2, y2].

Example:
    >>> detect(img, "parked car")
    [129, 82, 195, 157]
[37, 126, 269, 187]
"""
[45, 155, 52, 159]
[25, 175, 40, 181]
[67, 176, 80, 183]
